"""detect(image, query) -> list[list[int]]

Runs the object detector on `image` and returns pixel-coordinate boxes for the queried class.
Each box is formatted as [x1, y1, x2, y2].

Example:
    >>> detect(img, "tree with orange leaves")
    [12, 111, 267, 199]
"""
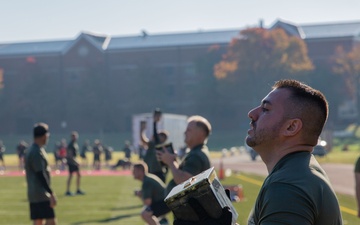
[214, 27, 313, 104]
[333, 45, 360, 99]
[332, 44, 360, 121]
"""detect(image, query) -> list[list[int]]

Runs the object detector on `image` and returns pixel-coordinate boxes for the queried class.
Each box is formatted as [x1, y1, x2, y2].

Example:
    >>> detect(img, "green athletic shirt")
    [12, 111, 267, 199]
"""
[143, 141, 163, 174]
[142, 174, 166, 202]
[248, 151, 343, 225]
[25, 143, 52, 203]
[355, 157, 360, 173]
[67, 140, 79, 165]
[165, 144, 211, 195]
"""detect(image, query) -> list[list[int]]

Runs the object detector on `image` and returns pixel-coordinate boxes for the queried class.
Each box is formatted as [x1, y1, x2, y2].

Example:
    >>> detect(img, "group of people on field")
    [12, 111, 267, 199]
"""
[53, 138, 113, 171]
[0, 139, 30, 172]
[131, 80, 344, 225]
[23, 79, 347, 225]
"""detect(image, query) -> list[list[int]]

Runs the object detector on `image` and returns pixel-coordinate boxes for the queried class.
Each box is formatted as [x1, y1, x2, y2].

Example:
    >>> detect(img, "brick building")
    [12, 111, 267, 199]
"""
[0, 19, 359, 134]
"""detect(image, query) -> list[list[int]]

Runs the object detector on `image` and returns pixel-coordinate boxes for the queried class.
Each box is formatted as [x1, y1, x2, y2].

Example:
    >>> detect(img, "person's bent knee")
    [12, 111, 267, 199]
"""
[141, 209, 153, 220]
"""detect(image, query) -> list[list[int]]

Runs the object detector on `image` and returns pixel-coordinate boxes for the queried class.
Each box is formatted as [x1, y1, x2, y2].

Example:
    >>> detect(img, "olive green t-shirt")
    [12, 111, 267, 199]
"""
[355, 157, 360, 173]
[142, 174, 166, 202]
[143, 141, 163, 174]
[25, 143, 52, 203]
[67, 140, 79, 165]
[248, 151, 343, 225]
[165, 144, 211, 195]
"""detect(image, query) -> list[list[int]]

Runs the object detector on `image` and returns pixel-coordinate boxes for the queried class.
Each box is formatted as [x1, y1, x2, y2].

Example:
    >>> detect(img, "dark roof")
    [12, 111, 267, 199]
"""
[1, 19, 360, 56]
[301, 21, 360, 39]
[270, 20, 305, 38]
[107, 29, 240, 50]
[271, 19, 360, 39]
[0, 40, 70, 56]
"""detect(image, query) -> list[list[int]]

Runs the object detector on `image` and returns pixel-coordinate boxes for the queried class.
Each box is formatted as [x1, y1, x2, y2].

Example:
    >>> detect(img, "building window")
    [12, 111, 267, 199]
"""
[65, 67, 86, 82]
[183, 63, 196, 76]
[155, 63, 176, 76]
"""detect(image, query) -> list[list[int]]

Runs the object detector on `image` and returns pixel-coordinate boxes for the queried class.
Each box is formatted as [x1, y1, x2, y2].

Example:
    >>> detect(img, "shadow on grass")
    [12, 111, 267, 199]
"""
[111, 204, 142, 210]
[71, 213, 139, 224]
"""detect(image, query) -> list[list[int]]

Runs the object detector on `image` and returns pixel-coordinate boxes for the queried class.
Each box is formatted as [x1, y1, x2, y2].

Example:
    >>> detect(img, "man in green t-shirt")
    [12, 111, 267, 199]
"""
[245, 79, 342, 225]
[355, 156, 360, 218]
[157, 115, 211, 196]
[65, 131, 85, 196]
[25, 123, 57, 225]
[174, 80, 343, 225]
[133, 162, 170, 225]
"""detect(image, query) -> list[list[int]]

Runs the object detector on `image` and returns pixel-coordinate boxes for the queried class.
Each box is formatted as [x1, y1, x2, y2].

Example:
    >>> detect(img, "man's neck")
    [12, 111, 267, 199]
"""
[34, 140, 44, 147]
[189, 143, 204, 150]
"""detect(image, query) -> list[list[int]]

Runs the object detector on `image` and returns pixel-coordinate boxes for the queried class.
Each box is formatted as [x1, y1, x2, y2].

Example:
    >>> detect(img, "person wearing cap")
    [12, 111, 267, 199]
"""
[65, 131, 85, 196]
[25, 123, 57, 225]
[157, 115, 211, 195]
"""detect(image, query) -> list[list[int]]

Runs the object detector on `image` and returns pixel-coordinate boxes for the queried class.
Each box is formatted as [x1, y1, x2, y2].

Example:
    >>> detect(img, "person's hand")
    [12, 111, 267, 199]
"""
[156, 147, 176, 165]
[173, 198, 233, 225]
[134, 189, 142, 198]
[50, 194, 57, 208]
[153, 111, 161, 122]
[140, 121, 147, 131]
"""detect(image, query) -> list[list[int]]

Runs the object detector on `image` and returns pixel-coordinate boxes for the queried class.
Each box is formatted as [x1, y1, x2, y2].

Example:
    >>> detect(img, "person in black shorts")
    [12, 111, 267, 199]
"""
[17, 140, 28, 171]
[25, 123, 57, 225]
[92, 139, 103, 170]
[80, 140, 91, 167]
[65, 131, 85, 196]
[0, 140, 5, 171]
[133, 162, 170, 225]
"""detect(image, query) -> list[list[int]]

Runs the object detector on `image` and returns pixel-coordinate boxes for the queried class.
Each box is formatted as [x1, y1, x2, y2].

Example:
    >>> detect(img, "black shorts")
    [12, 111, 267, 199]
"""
[150, 200, 171, 217]
[30, 201, 55, 220]
[68, 164, 80, 173]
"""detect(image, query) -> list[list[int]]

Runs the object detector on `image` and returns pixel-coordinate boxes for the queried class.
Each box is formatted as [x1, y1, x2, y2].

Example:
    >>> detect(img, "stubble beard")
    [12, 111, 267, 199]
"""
[246, 123, 281, 150]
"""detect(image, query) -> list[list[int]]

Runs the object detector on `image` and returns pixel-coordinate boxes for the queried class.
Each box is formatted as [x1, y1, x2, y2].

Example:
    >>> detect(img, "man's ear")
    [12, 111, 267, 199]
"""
[283, 118, 302, 137]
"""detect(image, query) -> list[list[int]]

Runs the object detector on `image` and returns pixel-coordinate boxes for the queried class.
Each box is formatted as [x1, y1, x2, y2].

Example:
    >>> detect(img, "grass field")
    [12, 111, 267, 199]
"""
[0, 168, 358, 224]
[0, 148, 359, 224]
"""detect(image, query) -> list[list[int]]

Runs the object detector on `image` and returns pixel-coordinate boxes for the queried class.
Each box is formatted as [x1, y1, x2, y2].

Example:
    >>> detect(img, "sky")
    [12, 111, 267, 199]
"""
[1, 0, 360, 43]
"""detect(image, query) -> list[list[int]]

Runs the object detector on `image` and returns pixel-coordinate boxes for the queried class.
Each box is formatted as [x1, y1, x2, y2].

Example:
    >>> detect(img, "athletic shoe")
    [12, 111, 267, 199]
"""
[76, 190, 85, 195]
[65, 191, 73, 196]
[159, 217, 168, 225]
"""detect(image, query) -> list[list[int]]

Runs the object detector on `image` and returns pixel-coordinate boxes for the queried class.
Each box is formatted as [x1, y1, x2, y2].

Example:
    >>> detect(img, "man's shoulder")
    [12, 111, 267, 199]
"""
[27, 144, 38, 152]
[189, 145, 210, 160]
[355, 157, 360, 172]
[144, 174, 165, 186]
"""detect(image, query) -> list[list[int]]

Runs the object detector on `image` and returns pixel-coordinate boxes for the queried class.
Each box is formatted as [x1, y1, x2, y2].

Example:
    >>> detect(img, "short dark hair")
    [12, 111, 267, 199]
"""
[154, 108, 162, 115]
[158, 130, 169, 140]
[188, 115, 212, 137]
[133, 162, 148, 173]
[273, 79, 328, 143]
[33, 123, 49, 138]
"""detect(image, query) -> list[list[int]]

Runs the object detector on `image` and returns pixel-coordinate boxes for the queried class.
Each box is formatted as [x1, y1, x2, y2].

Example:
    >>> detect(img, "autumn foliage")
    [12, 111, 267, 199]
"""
[214, 28, 314, 80]
[332, 45, 360, 99]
